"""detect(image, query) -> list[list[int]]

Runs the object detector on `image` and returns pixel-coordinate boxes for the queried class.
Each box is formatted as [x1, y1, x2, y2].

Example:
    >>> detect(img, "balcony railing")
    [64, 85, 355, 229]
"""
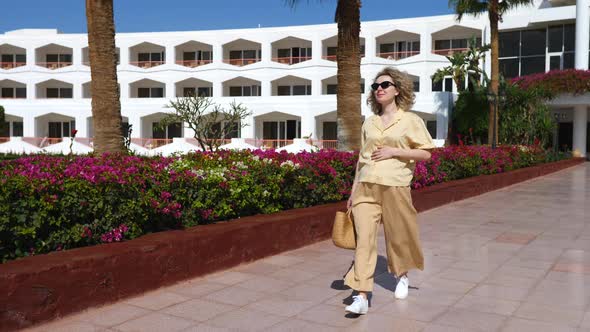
[272, 56, 312, 65]
[175, 59, 213, 68]
[22, 137, 64, 148]
[0, 137, 10, 144]
[38, 62, 72, 69]
[130, 61, 165, 69]
[0, 62, 26, 70]
[222, 58, 260, 66]
[0, 95, 26, 99]
[432, 48, 469, 56]
[377, 51, 420, 60]
[130, 138, 172, 149]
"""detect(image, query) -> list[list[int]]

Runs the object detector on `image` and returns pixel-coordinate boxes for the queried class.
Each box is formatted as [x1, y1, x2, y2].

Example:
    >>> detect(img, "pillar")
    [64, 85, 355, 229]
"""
[573, 105, 588, 157]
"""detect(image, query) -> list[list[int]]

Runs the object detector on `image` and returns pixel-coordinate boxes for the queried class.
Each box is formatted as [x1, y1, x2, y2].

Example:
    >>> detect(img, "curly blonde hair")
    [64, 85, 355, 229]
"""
[367, 67, 415, 115]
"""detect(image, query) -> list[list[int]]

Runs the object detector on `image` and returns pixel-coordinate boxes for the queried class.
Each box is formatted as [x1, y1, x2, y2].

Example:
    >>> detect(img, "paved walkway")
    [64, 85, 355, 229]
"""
[23, 163, 590, 332]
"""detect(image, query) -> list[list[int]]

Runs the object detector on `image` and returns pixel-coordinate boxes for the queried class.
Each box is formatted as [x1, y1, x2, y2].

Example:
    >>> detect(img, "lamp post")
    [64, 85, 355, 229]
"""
[487, 92, 498, 149]
[552, 113, 559, 153]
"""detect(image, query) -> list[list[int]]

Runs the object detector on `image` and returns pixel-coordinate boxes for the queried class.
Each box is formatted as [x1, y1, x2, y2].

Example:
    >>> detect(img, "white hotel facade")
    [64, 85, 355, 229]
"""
[0, 0, 588, 154]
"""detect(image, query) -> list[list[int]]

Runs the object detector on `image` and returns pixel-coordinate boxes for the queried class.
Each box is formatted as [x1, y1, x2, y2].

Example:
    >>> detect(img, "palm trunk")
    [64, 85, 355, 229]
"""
[335, 0, 362, 151]
[488, 0, 500, 146]
[86, 0, 125, 154]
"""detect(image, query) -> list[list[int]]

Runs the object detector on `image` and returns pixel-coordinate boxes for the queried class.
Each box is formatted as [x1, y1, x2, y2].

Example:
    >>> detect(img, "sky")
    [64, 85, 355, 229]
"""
[0, 1, 455, 34]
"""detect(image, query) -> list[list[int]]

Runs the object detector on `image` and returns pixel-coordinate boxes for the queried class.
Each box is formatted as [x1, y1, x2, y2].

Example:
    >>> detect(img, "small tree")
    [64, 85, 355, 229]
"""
[160, 95, 252, 151]
[0, 105, 6, 136]
[432, 37, 490, 92]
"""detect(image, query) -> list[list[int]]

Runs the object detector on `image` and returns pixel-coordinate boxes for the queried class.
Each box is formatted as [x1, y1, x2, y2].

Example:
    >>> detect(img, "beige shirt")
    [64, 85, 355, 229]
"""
[355, 110, 435, 187]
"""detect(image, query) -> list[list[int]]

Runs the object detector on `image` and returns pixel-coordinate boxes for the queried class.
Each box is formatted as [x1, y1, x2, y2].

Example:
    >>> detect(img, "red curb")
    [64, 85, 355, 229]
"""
[0, 157, 584, 331]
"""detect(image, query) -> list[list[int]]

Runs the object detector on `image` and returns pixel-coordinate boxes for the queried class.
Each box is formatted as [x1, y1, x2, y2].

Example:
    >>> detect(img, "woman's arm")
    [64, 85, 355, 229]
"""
[371, 146, 431, 162]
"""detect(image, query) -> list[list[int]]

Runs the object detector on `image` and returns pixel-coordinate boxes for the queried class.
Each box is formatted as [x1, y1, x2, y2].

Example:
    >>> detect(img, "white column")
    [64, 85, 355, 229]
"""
[165, 81, 175, 99]
[73, 81, 83, 99]
[26, 48, 35, 68]
[165, 45, 175, 65]
[419, 31, 433, 92]
[575, 0, 589, 70]
[300, 112, 316, 139]
[23, 113, 35, 137]
[312, 78, 322, 96]
[127, 114, 142, 138]
[240, 114, 255, 139]
[364, 33, 376, 61]
[261, 80, 271, 97]
[73, 47, 83, 66]
[312, 38, 322, 61]
[573, 105, 588, 157]
[213, 43, 223, 64]
[27, 82, 36, 100]
[75, 114, 88, 138]
[119, 46, 130, 67]
[436, 112, 448, 140]
[260, 41, 271, 64]
[213, 81, 223, 98]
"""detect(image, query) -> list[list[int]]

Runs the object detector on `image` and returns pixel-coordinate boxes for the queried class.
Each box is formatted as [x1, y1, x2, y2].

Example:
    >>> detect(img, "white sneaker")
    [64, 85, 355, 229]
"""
[345, 295, 369, 314]
[394, 275, 409, 299]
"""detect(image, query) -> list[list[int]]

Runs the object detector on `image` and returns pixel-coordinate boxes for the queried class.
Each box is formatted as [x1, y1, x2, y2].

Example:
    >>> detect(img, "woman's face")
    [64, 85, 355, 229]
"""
[372, 75, 398, 106]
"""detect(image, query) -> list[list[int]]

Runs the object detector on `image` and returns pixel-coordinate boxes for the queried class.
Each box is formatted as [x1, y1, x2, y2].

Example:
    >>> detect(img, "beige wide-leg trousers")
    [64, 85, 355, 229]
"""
[344, 182, 424, 292]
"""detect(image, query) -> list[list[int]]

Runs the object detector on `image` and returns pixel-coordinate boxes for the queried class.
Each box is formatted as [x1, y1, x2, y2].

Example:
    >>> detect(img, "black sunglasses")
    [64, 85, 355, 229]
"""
[371, 81, 396, 91]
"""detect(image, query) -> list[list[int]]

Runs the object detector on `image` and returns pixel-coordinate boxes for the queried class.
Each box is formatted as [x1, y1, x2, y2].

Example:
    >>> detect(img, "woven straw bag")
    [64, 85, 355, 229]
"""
[332, 209, 356, 249]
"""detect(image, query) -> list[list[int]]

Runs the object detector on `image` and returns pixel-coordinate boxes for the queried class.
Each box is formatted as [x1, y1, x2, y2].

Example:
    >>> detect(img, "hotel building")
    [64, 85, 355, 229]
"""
[0, 0, 588, 155]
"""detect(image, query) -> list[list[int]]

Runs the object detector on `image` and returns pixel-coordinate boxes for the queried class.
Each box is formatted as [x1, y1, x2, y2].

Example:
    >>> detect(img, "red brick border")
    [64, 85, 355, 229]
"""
[0, 158, 584, 331]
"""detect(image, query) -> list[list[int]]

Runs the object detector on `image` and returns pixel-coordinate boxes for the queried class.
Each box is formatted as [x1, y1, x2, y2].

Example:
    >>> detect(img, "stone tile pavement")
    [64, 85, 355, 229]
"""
[22, 163, 590, 331]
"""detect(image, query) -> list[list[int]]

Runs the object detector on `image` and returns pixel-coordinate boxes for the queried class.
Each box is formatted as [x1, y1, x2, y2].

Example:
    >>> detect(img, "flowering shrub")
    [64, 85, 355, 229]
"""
[511, 69, 590, 98]
[0, 146, 568, 262]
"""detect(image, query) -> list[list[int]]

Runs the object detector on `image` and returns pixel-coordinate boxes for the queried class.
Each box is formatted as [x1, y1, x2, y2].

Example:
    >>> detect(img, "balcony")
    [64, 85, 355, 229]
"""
[272, 37, 312, 65]
[0, 80, 26, 99]
[223, 77, 261, 97]
[175, 78, 213, 97]
[129, 42, 165, 69]
[175, 41, 213, 68]
[432, 25, 482, 57]
[0, 44, 27, 70]
[271, 76, 311, 96]
[376, 30, 420, 61]
[36, 43, 73, 70]
[36, 79, 73, 99]
[223, 39, 261, 67]
[129, 79, 166, 98]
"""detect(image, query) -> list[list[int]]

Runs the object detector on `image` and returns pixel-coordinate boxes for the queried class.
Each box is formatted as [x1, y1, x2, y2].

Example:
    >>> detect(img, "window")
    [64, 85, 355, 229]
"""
[15, 88, 26, 98]
[1, 88, 13, 98]
[137, 52, 165, 66]
[277, 85, 291, 96]
[46, 87, 72, 98]
[0, 122, 8, 137]
[499, 31, 520, 57]
[152, 122, 181, 139]
[327, 84, 337, 95]
[292, 85, 311, 95]
[1, 54, 13, 63]
[426, 121, 437, 138]
[499, 58, 519, 79]
[434, 40, 451, 51]
[197, 87, 211, 97]
[549, 25, 563, 53]
[521, 56, 545, 75]
[12, 122, 23, 137]
[413, 81, 420, 92]
[48, 121, 74, 138]
[229, 85, 260, 97]
[521, 29, 546, 56]
[183, 87, 196, 97]
[322, 122, 337, 140]
[432, 78, 452, 92]
[138, 87, 163, 98]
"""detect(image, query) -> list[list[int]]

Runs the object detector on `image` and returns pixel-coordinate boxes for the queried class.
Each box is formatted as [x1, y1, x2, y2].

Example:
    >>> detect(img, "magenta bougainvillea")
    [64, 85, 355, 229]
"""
[510, 69, 590, 98]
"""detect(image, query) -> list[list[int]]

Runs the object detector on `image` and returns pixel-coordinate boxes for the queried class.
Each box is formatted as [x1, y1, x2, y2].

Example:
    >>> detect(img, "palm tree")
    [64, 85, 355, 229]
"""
[286, 0, 362, 151]
[86, 0, 125, 154]
[449, 0, 534, 146]
[432, 51, 468, 92]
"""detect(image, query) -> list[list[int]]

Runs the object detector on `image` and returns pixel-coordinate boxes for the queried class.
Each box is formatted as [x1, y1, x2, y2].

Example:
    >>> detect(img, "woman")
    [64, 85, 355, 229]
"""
[344, 67, 435, 315]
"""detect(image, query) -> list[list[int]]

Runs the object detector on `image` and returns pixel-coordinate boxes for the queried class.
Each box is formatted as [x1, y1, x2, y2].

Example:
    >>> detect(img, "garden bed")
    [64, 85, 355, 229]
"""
[0, 157, 583, 331]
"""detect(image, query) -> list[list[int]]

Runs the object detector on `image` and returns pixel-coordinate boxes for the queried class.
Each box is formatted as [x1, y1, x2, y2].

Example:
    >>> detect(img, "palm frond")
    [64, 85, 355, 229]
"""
[449, 0, 488, 21]
[498, 0, 535, 14]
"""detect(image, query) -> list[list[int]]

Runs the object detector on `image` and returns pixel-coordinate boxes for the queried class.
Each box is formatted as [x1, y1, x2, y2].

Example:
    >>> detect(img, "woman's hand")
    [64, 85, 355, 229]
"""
[371, 146, 404, 161]
[347, 196, 353, 210]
